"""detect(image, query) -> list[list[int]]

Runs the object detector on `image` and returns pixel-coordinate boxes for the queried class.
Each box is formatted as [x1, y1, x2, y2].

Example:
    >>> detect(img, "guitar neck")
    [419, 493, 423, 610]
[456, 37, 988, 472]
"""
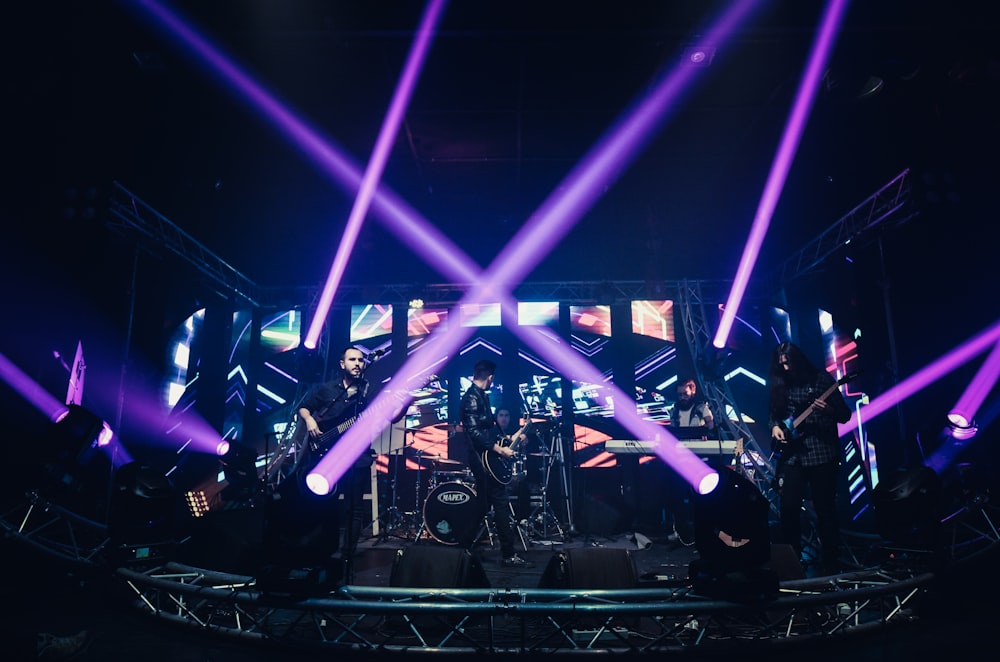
[316, 413, 359, 446]
[501, 422, 532, 451]
[790, 374, 852, 429]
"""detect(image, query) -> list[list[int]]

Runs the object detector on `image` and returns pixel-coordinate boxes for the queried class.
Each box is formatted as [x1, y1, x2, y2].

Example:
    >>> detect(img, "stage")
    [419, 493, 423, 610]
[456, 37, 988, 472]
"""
[6, 478, 999, 659]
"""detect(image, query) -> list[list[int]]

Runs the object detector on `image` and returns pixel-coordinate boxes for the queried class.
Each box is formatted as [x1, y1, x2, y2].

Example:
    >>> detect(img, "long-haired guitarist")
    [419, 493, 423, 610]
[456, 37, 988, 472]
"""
[768, 341, 852, 574]
[459, 359, 533, 568]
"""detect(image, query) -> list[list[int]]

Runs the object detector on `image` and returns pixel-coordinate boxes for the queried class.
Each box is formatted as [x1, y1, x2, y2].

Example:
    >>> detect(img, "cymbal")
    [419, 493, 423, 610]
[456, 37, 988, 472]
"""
[528, 451, 553, 457]
[432, 457, 464, 466]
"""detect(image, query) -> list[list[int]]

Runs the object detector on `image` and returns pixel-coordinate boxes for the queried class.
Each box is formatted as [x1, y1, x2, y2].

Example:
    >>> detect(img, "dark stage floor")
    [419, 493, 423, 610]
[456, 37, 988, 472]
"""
[6, 511, 999, 662]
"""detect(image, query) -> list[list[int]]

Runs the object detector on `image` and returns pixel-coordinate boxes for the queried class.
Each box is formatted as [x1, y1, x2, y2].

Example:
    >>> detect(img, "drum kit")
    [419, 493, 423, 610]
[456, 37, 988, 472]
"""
[376, 422, 572, 547]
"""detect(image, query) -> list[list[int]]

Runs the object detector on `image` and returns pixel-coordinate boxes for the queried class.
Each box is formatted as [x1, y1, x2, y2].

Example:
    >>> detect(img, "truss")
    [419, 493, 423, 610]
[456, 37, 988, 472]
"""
[3, 486, 998, 655]
[113, 560, 929, 654]
[107, 181, 262, 307]
[771, 168, 918, 286]
[675, 281, 776, 503]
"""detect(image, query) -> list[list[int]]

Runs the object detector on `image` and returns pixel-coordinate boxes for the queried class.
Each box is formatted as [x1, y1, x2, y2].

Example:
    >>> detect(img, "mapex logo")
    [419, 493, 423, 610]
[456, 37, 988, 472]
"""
[437, 490, 471, 505]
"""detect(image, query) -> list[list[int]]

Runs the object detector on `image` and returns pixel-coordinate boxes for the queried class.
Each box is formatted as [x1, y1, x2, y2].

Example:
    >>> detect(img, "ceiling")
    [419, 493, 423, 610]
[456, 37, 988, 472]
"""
[1, 0, 999, 455]
[10, 0, 997, 296]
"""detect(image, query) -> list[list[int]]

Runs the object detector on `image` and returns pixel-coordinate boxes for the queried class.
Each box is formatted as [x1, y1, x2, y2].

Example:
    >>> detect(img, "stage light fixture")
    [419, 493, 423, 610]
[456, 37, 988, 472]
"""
[683, 45, 715, 67]
[37, 404, 117, 521]
[872, 464, 943, 552]
[946, 412, 979, 440]
[52, 404, 112, 453]
[689, 467, 776, 601]
[219, 442, 262, 502]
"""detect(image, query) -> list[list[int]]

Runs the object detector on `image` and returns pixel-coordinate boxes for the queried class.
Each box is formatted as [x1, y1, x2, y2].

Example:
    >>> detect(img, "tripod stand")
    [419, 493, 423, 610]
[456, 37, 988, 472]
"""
[524, 425, 574, 543]
[374, 432, 424, 544]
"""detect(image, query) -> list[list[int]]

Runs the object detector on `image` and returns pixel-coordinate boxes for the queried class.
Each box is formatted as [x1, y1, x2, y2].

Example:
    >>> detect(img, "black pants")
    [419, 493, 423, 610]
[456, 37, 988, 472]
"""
[778, 461, 841, 563]
[470, 469, 517, 558]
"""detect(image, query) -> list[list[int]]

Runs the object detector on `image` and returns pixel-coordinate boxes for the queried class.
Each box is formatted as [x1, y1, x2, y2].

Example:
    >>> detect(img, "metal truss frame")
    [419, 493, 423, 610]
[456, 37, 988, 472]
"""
[113, 561, 929, 654]
[675, 280, 776, 499]
[107, 181, 263, 308]
[0, 490, 109, 566]
[3, 487, 998, 655]
[771, 168, 918, 287]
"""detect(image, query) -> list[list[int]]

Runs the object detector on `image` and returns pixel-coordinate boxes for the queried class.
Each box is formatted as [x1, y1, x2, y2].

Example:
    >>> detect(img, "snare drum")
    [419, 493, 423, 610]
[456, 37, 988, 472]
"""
[431, 468, 474, 487]
[422, 481, 480, 545]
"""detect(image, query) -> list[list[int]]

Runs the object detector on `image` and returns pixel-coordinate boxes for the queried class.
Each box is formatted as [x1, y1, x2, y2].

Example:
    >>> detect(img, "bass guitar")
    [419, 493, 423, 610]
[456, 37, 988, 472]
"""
[772, 370, 859, 476]
[303, 411, 365, 456]
[483, 414, 533, 485]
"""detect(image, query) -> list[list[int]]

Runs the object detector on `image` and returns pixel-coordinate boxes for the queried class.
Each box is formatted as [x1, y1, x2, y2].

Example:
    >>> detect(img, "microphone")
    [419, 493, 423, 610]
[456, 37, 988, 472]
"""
[367, 348, 386, 360]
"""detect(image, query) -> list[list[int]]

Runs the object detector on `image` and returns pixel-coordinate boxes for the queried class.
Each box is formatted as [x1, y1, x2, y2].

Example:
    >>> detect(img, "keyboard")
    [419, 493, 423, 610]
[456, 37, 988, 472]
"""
[604, 438, 740, 456]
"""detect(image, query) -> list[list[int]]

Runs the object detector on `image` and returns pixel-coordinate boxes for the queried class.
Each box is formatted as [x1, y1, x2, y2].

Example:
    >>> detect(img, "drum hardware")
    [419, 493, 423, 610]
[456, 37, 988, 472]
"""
[474, 500, 529, 552]
[374, 432, 428, 544]
[524, 427, 573, 543]
[431, 468, 474, 488]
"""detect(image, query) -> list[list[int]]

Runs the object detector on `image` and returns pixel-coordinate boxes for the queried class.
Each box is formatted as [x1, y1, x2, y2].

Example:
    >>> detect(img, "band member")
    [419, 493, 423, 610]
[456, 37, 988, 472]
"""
[294, 346, 374, 574]
[768, 341, 851, 573]
[670, 377, 715, 429]
[663, 377, 714, 544]
[460, 360, 532, 567]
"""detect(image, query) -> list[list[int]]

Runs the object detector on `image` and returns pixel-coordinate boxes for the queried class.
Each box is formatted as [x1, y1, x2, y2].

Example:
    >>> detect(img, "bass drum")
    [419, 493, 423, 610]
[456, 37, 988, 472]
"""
[422, 481, 480, 546]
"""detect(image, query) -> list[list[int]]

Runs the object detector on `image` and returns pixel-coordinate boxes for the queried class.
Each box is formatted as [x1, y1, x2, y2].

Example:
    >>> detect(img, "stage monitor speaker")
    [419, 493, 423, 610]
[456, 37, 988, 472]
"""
[575, 495, 626, 536]
[108, 462, 176, 545]
[872, 465, 943, 548]
[389, 546, 490, 588]
[768, 543, 805, 581]
[537, 547, 638, 589]
[174, 508, 267, 574]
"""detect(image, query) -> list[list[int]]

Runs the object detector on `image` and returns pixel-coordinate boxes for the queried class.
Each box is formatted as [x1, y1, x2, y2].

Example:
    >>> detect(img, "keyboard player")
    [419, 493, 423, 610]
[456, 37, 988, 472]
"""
[664, 377, 715, 544]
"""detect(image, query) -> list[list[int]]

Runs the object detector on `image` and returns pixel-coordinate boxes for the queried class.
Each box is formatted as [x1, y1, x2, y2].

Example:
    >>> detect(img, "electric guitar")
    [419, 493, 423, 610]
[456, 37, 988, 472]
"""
[483, 414, 533, 485]
[773, 370, 859, 452]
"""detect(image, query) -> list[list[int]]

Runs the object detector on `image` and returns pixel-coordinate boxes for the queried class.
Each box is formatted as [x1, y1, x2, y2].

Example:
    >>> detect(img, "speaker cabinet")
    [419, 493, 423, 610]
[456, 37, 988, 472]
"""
[537, 547, 638, 589]
[389, 546, 490, 588]
[873, 465, 943, 548]
[768, 543, 805, 581]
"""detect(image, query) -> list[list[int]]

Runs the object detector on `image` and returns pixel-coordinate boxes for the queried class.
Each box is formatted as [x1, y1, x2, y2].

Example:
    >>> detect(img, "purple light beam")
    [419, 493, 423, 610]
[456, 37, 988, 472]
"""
[308, 0, 766, 496]
[948, 339, 1000, 429]
[0, 351, 68, 422]
[303, 0, 447, 350]
[713, 0, 850, 349]
[1, 352, 135, 465]
[132, 0, 762, 496]
[838, 318, 1000, 438]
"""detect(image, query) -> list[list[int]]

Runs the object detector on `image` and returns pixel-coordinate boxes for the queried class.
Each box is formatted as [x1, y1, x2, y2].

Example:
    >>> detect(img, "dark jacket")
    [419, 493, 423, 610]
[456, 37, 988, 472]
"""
[460, 383, 497, 475]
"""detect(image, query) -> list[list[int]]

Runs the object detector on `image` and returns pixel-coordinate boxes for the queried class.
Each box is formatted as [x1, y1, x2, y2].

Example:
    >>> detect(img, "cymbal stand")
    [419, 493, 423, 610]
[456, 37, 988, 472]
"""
[553, 427, 576, 536]
[475, 498, 529, 552]
[410, 448, 427, 543]
[375, 433, 418, 544]
[526, 429, 567, 543]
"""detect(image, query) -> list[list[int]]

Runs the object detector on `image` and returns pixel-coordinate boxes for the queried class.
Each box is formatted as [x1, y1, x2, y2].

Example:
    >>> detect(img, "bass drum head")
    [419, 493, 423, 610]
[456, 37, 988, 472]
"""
[423, 481, 480, 545]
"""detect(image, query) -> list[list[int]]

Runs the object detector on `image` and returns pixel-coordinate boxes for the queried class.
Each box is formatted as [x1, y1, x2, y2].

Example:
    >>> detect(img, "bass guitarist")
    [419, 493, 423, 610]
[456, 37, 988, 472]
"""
[296, 346, 374, 573]
[768, 341, 852, 574]
[459, 359, 532, 568]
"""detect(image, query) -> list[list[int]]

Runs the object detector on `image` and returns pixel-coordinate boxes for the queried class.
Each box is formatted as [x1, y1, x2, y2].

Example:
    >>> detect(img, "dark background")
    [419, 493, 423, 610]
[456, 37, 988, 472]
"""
[2, 0, 998, 494]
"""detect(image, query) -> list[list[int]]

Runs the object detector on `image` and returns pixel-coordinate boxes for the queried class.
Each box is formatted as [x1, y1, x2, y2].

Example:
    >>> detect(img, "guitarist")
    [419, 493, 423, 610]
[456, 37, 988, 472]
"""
[459, 359, 532, 568]
[768, 342, 852, 574]
[296, 346, 374, 572]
